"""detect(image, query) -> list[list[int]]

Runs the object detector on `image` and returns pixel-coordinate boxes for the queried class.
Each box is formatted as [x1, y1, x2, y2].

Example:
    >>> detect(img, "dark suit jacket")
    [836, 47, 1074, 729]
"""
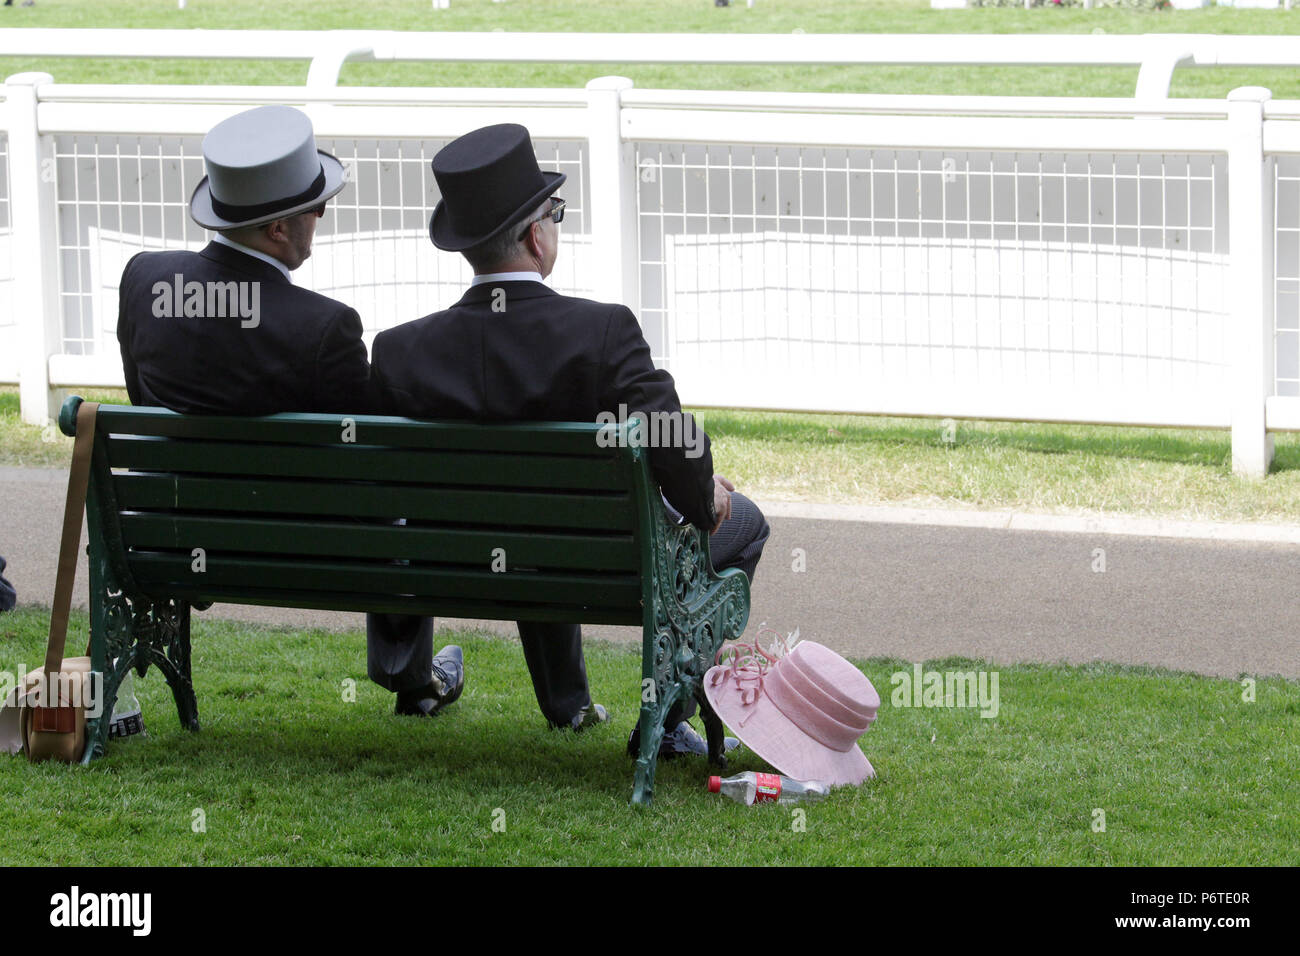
[116, 241, 371, 415]
[370, 280, 717, 531]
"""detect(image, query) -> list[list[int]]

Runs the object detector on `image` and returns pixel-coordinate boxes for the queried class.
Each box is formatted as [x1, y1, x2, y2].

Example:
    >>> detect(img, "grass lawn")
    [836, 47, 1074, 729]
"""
[0, 0, 1298, 98]
[0, 388, 131, 469]
[2, 1, 1297, 872]
[0, 605, 1295, 865]
[6, 388, 1299, 523]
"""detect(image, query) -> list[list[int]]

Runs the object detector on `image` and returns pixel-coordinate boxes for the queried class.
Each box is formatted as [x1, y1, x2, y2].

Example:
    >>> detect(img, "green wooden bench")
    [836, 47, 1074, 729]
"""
[59, 395, 750, 806]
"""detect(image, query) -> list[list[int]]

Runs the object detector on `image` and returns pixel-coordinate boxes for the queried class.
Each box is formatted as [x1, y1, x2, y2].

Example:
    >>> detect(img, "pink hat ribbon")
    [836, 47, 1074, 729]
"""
[709, 634, 778, 727]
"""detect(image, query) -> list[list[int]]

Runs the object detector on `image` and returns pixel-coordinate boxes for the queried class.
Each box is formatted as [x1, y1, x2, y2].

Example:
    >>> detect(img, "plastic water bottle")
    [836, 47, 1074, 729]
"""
[108, 667, 146, 739]
[708, 772, 829, 805]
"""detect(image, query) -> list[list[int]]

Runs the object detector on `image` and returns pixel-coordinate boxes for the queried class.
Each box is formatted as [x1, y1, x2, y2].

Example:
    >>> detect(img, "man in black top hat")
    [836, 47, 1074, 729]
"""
[116, 105, 464, 719]
[371, 124, 768, 753]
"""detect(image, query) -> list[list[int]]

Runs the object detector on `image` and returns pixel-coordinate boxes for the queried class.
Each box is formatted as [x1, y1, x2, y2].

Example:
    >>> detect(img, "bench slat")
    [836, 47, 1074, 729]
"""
[114, 474, 635, 531]
[142, 583, 643, 626]
[106, 437, 628, 490]
[127, 552, 642, 609]
[119, 513, 640, 571]
[96, 406, 629, 455]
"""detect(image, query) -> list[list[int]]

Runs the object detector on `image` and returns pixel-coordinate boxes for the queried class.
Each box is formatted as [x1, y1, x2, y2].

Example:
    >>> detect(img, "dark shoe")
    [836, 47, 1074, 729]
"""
[394, 645, 464, 716]
[552, 702, 608, 732]
[626, 720, 740, 760]
[0, 556, 14, 613]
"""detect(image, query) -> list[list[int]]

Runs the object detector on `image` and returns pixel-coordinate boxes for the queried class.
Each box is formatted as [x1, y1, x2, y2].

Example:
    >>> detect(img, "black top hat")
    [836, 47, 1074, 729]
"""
[428, 124, 566, 252]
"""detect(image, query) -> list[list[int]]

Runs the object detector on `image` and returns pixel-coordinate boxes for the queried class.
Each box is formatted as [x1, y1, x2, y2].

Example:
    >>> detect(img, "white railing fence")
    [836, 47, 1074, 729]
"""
[2, 74, 1298, 475]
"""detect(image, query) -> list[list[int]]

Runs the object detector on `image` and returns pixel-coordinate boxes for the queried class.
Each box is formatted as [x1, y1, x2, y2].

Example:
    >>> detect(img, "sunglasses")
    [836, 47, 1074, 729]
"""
[517, 197, 565, 241]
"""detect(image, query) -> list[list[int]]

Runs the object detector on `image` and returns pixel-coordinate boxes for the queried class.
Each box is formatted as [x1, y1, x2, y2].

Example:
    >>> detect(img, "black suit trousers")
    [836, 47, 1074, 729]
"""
[366, 613, 434, 694]
[363, 496, 770, 722]
[520, 492, 771, 728]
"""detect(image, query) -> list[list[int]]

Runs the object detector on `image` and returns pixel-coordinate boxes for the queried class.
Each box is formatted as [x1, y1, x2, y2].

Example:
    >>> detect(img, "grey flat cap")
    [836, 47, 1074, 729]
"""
[189, 105, 347, 230]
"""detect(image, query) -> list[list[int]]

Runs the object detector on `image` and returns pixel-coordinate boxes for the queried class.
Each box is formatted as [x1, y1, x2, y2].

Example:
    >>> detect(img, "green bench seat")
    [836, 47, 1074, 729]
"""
[59, 395, 749, 805]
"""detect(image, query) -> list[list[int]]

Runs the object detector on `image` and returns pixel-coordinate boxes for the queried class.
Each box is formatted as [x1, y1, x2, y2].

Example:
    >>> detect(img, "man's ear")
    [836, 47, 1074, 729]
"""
[262, 217, 290, 245]
[519, 221, 540, 260]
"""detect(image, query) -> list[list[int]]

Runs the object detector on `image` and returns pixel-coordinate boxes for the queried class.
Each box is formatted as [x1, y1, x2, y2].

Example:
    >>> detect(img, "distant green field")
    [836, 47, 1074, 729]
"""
[1, 0, 1298, 98]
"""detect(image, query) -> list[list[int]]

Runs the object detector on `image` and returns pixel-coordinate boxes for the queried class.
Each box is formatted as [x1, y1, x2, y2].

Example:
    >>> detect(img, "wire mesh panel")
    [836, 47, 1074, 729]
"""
[1276, 154, 1300, 399]
[51, 134, 591, 358]
[53, 135, 202, 357]
[635, 142, 1230, 423]
[0, 133, 13, 380]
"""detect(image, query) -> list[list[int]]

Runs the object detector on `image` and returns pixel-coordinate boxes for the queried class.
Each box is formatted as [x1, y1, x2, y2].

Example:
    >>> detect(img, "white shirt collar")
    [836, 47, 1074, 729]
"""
[212, 233, 293, 282]
[470, 271, 544, 287]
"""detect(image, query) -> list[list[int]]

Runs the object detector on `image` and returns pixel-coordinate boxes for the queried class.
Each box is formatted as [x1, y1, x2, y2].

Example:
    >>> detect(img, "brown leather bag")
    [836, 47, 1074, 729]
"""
[5, 402, 100, 763]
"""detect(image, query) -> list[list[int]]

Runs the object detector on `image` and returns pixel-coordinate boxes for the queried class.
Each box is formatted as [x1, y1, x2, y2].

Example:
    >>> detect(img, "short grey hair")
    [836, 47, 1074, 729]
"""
[462, 198, 551, 272]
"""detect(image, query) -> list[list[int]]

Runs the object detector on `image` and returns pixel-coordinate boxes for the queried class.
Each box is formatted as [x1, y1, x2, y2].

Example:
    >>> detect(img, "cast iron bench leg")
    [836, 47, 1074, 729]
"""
[141, 601, 200, 733]
[631, 699, 665, 806]
[81, 596, 200, 764]
[697, 687, 729, 769]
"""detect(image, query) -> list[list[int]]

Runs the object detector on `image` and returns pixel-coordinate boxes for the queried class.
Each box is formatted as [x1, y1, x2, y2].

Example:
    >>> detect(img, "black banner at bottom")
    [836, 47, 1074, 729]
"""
[0, 865, 1282, 941]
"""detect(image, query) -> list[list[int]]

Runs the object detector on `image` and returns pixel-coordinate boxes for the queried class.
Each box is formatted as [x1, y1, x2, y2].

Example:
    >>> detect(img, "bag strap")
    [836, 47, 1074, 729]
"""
[43, 401, 99, 682]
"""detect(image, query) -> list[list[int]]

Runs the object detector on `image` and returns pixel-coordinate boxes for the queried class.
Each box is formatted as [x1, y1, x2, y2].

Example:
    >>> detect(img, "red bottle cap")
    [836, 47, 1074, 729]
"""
[707, 776, 721, 793]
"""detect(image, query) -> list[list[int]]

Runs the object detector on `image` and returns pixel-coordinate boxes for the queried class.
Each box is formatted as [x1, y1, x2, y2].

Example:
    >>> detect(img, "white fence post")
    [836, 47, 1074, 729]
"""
[1227, 86, 1276, 477]
[305, 37, 378, 88]
[1134, 44, 1195, 101]
[585, 76, 639, 315]
[6, 72, 61, 426]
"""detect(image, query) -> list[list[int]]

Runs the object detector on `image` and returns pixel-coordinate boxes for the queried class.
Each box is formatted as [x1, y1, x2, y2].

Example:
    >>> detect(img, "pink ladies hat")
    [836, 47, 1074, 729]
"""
[704, 637, 879, 787]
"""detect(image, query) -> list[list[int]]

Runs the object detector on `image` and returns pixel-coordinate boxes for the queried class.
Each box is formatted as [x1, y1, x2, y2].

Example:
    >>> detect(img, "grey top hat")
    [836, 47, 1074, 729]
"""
[189, 105, 347, 230]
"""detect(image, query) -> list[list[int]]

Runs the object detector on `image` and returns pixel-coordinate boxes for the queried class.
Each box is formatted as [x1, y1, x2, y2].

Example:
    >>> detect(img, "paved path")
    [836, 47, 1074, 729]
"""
[2, 466, 1296, 678]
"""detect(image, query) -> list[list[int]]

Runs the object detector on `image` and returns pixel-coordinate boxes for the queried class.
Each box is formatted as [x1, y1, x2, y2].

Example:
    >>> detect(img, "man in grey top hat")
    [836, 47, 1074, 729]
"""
[116, 105, 464, 719]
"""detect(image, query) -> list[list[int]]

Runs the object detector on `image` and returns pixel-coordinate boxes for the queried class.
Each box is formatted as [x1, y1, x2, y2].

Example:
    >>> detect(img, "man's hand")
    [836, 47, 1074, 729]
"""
[711, 475, 734, 534]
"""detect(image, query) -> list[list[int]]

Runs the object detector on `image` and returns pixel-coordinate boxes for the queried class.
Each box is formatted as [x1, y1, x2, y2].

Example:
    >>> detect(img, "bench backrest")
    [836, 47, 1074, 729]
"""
[69, 401, 661, 626]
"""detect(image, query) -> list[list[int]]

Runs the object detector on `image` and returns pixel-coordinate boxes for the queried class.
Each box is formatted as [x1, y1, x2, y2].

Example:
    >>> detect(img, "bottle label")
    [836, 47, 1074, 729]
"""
[754, 772, 782, 802]
[109, 711, 144, 739]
